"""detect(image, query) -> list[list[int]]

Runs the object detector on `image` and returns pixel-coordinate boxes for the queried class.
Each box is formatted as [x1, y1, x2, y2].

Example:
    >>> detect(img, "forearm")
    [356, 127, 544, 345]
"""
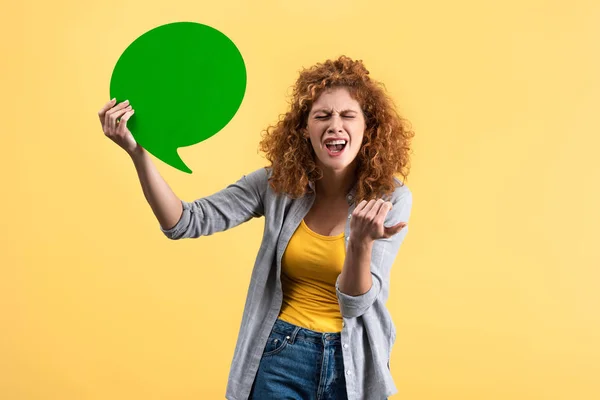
[129, 148, 183, 230]
[338, 237, 373, 296]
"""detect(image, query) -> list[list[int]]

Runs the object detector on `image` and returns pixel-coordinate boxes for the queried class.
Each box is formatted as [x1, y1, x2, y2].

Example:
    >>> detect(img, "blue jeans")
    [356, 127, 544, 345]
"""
[249, 318, 348, 400]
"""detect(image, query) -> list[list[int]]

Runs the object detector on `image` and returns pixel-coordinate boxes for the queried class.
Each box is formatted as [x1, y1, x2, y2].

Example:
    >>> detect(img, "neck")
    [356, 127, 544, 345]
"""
[314, 165, 357, 200]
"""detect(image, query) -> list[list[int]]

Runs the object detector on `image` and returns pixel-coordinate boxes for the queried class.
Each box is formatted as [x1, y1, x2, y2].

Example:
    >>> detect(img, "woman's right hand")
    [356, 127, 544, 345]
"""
[98, 98, 141, 156]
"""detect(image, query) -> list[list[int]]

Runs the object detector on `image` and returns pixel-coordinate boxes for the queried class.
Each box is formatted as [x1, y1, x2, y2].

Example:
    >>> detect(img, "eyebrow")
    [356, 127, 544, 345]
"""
[310, 108, 359, 115]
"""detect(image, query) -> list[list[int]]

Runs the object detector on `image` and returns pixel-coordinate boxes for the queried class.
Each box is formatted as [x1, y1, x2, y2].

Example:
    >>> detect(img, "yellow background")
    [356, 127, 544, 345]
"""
[1, 0, 599, 398]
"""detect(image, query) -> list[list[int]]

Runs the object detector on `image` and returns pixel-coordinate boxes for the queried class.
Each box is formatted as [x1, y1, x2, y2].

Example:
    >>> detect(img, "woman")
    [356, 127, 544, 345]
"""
[98, 55, 414, 400]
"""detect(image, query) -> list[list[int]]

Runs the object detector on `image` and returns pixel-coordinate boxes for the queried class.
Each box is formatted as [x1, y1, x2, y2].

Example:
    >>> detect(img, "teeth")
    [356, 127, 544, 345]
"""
[325, 140, 347, 145]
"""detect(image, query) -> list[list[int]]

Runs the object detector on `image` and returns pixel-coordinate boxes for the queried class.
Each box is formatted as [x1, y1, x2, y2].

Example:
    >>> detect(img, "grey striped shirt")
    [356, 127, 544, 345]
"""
[160, 167, 413, 400]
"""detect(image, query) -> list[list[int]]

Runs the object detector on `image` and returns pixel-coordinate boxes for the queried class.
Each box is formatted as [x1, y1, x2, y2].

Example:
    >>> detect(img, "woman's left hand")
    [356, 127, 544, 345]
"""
[350, 198, 407, 244]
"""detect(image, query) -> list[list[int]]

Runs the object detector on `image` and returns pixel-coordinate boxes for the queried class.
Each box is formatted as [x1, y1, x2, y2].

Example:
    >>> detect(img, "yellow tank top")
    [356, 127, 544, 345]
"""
[278, 219, 345, 333]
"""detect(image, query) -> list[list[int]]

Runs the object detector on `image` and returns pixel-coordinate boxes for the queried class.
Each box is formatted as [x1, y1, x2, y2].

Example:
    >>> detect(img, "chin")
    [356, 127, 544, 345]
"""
[318, 158, 353, 173]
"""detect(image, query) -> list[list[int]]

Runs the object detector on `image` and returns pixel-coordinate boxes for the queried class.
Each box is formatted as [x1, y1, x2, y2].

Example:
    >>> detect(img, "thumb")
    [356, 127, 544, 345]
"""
[383, 221, 407, 238]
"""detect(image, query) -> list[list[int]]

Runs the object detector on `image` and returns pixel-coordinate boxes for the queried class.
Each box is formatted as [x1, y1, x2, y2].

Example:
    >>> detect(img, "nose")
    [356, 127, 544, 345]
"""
[327, 114, 343, 133]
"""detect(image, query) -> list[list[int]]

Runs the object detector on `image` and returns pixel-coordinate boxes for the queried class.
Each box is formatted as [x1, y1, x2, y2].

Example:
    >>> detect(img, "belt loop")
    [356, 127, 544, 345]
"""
[288, 326, 301, 344]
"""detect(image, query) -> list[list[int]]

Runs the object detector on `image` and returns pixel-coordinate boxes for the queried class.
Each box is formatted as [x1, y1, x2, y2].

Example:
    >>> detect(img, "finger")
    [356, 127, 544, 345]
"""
[116, 109, 135, 134]
[104, 99, 129, 120]
[366, 199, 385, 220]
[109, 106, 131, 133]
[109, 105, 132, 132]
[116, 105, 133, 126]
[104, 100, 130, 130]
[374, 201, 392, 225]
[362, 199, 375, 215]
[354, 199, 368, 214]
[98, 98, 116, 123]
[383, 221, 407, 238]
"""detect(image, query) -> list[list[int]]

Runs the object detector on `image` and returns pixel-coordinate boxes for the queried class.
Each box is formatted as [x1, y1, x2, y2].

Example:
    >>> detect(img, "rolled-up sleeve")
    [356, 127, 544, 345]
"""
[160, 167, 268, 240]
[335, 273, 380, 318]
[160, 199, 193, 239]
[336, 186, 413, 318]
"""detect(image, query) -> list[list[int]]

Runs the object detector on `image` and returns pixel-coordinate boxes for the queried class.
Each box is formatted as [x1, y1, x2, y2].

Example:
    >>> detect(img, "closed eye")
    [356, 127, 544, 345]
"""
[315, 115, 355, 119]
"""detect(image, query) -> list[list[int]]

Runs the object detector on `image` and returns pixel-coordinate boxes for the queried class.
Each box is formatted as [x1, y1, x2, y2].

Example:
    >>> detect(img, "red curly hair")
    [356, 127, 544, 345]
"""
[258, 55, 414, 203]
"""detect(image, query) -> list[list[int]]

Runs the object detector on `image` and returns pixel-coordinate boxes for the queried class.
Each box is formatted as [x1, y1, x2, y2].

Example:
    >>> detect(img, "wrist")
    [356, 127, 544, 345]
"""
[348, 235, 374, 252]
[128, 146, 146, 162]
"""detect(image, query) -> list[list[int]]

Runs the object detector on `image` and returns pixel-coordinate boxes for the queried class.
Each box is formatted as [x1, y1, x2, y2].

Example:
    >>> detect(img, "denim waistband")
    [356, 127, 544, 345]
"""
[272, 318, 342, 345]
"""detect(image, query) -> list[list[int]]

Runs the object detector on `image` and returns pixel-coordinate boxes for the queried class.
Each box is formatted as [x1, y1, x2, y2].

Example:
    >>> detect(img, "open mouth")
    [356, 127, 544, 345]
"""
[324, 139, 347, 156]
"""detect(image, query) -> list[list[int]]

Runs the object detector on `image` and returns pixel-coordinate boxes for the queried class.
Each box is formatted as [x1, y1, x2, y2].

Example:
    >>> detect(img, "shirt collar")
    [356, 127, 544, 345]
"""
[307, 180, 357, 205]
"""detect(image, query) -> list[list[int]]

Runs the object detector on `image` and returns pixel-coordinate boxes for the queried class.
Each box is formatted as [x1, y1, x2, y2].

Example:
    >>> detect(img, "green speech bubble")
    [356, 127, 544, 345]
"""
[110, 22, 246, 173]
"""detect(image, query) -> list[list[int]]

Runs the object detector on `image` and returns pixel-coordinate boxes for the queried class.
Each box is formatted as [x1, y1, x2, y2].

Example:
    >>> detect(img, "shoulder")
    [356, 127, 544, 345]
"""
[241, 166, 281, 201]
[241, 166, 272, 187]
[391, 177, 412, 204]
[387, 177, 413, 222]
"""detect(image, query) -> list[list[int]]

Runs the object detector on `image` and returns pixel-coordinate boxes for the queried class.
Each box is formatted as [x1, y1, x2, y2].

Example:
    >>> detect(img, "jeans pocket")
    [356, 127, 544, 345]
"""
[262, 330, 290, 357]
